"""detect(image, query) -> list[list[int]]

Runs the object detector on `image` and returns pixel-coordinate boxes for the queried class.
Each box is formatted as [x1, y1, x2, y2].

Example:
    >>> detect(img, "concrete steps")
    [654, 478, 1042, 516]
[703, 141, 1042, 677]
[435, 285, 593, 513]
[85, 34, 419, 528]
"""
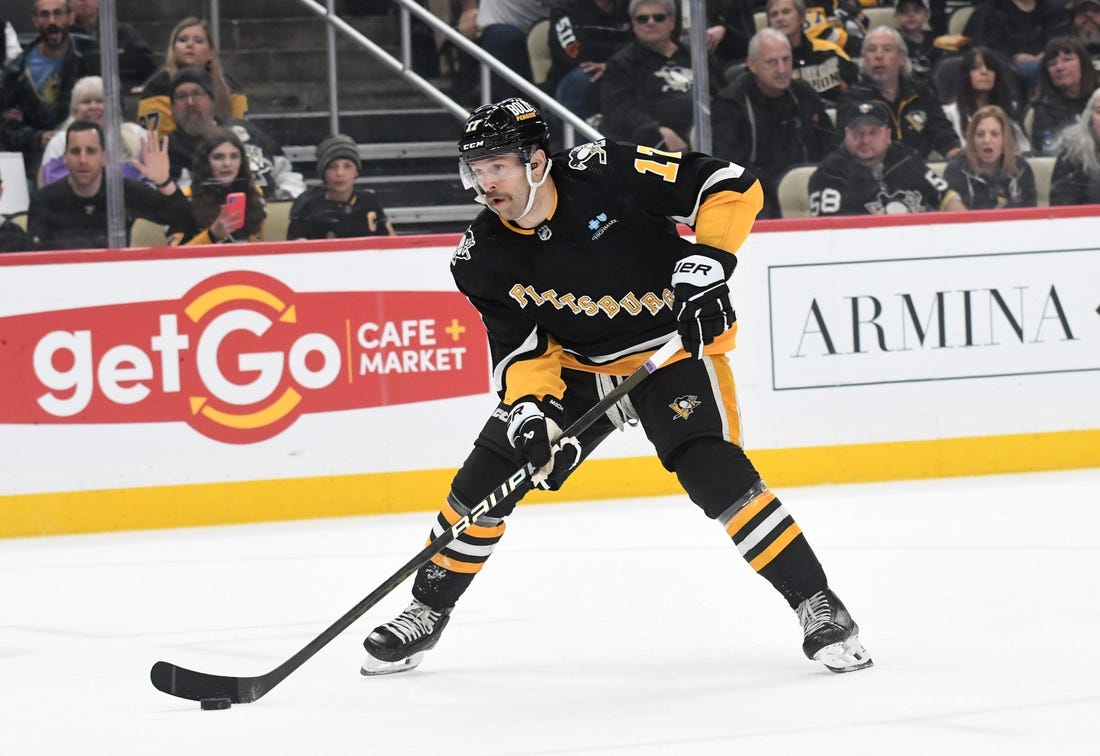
[117, 0, 472, 233]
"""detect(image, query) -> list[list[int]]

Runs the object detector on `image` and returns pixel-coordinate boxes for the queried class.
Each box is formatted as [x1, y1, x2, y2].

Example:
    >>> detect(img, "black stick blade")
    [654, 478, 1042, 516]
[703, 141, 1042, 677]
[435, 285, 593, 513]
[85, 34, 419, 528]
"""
[150, 661, 260, 704]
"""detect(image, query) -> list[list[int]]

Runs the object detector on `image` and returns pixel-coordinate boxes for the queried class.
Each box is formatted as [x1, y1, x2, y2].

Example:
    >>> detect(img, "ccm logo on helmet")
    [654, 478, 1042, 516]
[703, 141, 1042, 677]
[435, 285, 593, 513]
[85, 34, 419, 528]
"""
[462, 140, 484, 150]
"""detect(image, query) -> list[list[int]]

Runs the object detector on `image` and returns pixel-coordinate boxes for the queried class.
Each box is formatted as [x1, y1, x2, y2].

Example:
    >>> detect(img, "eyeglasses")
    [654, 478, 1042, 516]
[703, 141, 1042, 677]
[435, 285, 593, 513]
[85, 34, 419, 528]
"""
[633, 13, 669, 23]
[173, 89, 211, 103]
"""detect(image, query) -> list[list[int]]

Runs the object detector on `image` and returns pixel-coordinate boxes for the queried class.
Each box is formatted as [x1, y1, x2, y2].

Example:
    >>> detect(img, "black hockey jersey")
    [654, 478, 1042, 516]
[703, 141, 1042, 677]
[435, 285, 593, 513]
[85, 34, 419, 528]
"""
[451, 139, 762, 404]
[808, 141, 959, 216]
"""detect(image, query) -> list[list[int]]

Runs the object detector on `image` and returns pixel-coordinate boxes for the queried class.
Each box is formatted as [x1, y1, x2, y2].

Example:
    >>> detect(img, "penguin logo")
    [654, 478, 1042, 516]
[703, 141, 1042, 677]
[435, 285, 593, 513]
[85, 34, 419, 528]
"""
[669, 395, 701, 420]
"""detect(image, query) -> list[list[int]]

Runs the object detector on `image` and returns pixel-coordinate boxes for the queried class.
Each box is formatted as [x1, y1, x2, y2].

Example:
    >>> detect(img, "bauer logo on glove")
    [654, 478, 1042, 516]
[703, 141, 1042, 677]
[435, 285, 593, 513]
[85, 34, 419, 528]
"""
[671, 251, 736, 359]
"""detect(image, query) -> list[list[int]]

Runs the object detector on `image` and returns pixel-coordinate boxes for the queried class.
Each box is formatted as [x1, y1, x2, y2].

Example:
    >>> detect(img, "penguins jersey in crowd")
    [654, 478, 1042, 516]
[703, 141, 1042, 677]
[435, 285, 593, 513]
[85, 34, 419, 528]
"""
[808, 141, 960, 216]
[451, 138, 763, 405]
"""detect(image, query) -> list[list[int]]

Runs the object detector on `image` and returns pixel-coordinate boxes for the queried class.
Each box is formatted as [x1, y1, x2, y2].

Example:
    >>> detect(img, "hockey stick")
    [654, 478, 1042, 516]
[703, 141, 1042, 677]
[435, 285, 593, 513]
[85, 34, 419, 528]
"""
[150, 334, 684, 705]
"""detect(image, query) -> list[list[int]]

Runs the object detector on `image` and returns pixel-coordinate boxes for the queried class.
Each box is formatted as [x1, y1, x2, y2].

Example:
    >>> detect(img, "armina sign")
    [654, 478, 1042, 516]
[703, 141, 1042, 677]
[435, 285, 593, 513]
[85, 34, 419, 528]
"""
[0, 271, 489, 444]
[767, 249, 1099, 390]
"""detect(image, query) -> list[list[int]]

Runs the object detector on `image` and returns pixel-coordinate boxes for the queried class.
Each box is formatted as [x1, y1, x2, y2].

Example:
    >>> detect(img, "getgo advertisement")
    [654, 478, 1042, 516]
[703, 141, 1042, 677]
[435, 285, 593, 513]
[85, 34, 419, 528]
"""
[0, 270, 489, 444]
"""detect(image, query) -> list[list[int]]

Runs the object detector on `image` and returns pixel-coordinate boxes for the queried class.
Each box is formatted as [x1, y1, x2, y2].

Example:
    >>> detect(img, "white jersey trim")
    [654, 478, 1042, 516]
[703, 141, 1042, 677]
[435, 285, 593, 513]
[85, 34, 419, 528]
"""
[671, 163, 746, 227]
[566, 330, 680, 365]
[492, 325, 541, 393]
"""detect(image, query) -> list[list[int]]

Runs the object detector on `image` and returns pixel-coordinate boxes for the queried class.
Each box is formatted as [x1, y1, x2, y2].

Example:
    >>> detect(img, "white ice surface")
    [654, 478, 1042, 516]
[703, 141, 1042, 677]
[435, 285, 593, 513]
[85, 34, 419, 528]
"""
[3, 468, 1099, 755]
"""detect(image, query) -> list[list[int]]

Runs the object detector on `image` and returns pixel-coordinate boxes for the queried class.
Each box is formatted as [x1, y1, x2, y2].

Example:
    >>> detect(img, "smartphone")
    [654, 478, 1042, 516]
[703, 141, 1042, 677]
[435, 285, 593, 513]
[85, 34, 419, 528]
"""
[224, 192, 246, 232]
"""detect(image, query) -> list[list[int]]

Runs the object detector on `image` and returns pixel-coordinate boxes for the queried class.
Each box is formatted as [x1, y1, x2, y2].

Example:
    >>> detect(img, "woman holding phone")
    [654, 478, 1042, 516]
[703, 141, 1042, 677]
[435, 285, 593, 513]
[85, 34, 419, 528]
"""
[185, 128, 266, 244]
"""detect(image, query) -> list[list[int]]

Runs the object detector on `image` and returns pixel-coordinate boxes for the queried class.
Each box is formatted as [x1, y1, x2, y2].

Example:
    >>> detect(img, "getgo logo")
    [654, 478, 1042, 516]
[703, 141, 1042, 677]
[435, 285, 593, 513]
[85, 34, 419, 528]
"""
[1, 271, 488, 444]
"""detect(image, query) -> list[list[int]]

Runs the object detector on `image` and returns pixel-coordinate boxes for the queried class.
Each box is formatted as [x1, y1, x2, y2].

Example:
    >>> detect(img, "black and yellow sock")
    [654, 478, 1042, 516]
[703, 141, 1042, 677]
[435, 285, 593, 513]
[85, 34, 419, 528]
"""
[412, 493, 506, 609]
[717, 481, 827, 608]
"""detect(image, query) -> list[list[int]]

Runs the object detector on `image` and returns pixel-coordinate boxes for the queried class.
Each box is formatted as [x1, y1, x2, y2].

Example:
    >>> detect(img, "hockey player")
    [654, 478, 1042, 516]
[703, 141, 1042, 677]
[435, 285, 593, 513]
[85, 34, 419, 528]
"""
[361, 97, 873, 676]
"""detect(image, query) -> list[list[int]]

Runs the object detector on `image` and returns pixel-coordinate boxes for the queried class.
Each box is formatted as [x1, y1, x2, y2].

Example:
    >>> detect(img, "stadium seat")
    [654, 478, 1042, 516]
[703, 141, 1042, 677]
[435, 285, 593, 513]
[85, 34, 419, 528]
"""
[948, 5, 975, 35]
[1029, 156, 1055, 207]
[862, 7, 898, 29]
[777, 164, 818, 218]
[527, 19, 552, 86]
[129, 218, 168, 247]
[264, 200, 294, 242]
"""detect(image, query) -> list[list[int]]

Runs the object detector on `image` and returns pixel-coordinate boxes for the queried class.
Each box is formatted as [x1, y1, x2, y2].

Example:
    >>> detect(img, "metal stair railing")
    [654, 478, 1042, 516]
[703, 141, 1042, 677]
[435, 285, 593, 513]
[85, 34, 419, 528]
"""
[286, 0, 604, 147]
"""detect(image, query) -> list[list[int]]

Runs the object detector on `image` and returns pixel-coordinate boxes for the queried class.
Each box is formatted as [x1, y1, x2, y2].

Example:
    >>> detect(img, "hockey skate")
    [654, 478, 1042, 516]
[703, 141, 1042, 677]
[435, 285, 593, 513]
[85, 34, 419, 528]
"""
[360, 600, 452, 676]
[796, 589, 873, 673]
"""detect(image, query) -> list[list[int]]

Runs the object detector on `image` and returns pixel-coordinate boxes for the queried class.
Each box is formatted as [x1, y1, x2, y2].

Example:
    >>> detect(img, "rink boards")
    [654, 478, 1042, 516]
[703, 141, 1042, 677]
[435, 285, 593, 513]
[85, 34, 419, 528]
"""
[2, 207, 1098, 536]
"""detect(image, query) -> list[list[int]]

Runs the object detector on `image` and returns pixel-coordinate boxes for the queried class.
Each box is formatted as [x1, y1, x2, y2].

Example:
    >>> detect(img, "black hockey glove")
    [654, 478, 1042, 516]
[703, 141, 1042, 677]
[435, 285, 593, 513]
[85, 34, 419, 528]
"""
[506, 396, 581, 491]
[672, 252, 735, 359]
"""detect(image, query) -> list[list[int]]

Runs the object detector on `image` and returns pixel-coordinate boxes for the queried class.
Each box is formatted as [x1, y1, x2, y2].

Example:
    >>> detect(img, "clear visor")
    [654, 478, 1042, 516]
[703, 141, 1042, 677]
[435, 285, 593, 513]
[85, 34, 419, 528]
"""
[459, 152, 530, 192]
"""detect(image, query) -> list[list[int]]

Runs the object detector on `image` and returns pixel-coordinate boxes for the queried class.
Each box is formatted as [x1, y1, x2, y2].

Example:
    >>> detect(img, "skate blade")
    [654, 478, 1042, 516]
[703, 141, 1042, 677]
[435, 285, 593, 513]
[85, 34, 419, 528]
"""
[360, 650, 425, 676]
[814, 636, 874, 673]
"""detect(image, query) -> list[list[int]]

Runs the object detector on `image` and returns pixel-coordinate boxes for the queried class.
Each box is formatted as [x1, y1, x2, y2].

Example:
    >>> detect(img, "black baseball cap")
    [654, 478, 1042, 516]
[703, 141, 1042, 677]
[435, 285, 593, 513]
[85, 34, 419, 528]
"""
[841, 100, 892, 129]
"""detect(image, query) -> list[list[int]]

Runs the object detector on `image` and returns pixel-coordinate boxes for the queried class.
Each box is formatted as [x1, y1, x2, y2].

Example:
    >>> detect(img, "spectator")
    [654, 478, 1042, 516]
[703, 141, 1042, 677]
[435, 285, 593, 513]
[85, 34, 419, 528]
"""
[943, 46, 1029, 152]
[69, 0, 155, 96]
[678, 0, 758, 71]
[711, 28, 840, 218]
[546, 0, 633, 119]
[1049, 85, 1100, 204]
[39, 75, 148, 187]
[0, 174, 29, 252]
[944, 104, 1037, 207]
[0, 0, 100, 181]
[184, 127, 266, 245]
[808, 99, 967, 214]
[894, 0, 942, 85]
[928, 0, 950, 37]
[1028, 37, 1099, 154]
[766, 0, 857, 105]
[166, 67, 303, 201]
[600, 0, 699, 150]
[840, 26, 961, 159]
[1067, 0, 1100, 66]
[962, 0, 1069, 89]
[799, 0, 867, 58]
[455, 0, 550, 101]
[137, 17, 248, 140]
[27, 119, 193, 249]
[287, 134, 396, 239]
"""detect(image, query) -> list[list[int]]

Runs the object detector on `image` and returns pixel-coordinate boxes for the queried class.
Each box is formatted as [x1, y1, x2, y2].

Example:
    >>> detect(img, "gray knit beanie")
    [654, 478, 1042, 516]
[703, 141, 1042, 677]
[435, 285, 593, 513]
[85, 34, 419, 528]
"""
[316, 134, 362, 175]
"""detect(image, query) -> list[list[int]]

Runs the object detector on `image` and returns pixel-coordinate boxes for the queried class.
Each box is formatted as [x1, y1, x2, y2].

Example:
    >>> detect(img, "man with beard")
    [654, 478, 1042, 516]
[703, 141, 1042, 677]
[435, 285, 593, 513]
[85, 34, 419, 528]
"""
[1068, 0, 1100, 67]
[166, 66, 303, 201]
[1, 0, 99, 181]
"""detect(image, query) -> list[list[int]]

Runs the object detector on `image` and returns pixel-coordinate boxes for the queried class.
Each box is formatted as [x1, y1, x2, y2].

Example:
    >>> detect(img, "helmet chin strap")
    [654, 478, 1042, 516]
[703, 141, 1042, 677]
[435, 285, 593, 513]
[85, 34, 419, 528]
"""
[516, 157, 552, 220]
